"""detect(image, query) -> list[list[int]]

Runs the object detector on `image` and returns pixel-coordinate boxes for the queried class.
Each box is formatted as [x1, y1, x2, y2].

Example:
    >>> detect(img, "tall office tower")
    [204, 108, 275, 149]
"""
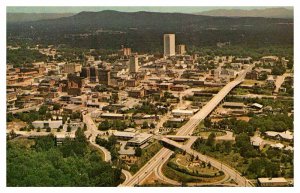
[89, 66, 97, 83]
[98, 68, 111, 86]
[164, 34, 176, 57]
[80, 67, 90, 78]
[177, 44, 186, 55]
[129, 55, 139, 73]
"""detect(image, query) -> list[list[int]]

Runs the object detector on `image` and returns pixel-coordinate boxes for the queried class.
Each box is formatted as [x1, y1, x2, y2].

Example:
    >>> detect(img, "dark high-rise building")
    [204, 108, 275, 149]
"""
[98, 68, 111, 86]
[80, 67, 90, 78]
[89, 66, 97, 83]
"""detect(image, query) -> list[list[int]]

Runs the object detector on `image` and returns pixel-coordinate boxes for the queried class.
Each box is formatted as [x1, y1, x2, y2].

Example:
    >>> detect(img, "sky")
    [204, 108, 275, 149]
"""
[6, 6, 292, 13]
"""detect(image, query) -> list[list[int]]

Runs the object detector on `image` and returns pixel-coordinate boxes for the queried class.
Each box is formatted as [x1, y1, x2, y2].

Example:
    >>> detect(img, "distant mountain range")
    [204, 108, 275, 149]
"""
[7, 13, 75, 23]
[196, 8, 293, 18]
[7, 7, 293, 23]
[7, 10, 293, 52]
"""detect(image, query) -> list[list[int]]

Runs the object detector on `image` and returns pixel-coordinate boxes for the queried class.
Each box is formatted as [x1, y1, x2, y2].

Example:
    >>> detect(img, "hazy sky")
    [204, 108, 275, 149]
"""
[6, 6, 292, 13]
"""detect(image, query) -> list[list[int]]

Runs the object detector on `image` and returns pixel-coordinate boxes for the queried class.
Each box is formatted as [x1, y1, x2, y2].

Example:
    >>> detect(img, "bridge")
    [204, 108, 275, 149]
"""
[121, 65, 254, 187]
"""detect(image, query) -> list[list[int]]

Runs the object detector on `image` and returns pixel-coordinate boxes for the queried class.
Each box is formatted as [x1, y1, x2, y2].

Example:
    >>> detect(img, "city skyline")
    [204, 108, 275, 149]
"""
[5, 5, 294, 189]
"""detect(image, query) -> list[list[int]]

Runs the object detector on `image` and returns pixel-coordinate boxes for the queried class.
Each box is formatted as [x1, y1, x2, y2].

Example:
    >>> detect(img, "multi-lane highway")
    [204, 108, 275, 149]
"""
[121, 65, 254, 187]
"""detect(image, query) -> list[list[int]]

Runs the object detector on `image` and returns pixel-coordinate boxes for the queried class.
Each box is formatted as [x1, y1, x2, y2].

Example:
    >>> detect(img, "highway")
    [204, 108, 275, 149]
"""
[157, 137, 253, 187]
[122, 65, 254, 187]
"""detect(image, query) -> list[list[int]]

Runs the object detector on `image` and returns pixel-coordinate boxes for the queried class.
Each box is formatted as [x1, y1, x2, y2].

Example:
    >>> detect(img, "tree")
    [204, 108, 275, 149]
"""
[223, 141, 232, 154]
[7, 137, 121, 187]
[135, 147, 142, 157]
[7, 113, 14, 122]
[98, 120, 111, 131]
[8, 130, 17, 140]
[46, 127, 51, 132]
[150, 123, 155, 129]
[207, 162, 211, 169]
[38, 105, 48, 115]
[67, 125, 72, 132]
[130, 164, 139, 173]
[271, 64, 286, 75]
[111, 93, 119, 103]
[142, 121, 149, 129]
[204, 118, 212, 128]
[206, 132, 216, 146]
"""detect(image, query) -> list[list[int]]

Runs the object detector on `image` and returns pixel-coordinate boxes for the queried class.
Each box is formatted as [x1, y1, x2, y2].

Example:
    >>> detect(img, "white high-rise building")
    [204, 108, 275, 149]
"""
[129, 55, 139, 73]
[164, 34, 175, 57]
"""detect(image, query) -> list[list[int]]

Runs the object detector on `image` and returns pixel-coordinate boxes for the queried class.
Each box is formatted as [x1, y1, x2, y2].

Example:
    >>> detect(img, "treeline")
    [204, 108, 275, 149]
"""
[7, 11, 293, 54]
[193, 132, 293, 178]
[7, 128, 122, 186]
[208, 110, 293, 134]
[193, 45, 293, 61]
[7, 48, 47, 67]
[249, 113, 293, 132]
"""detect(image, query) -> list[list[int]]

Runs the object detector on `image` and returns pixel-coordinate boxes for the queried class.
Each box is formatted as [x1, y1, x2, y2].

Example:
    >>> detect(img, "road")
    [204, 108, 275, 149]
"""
[155, 158, 181, 186]
[120, 147, 173, 186]
[157, 137, 253, 187]
[274, 73, 290, 93]
[122, 65, 254, 187]
[83, 113, 111, 162]
[166, 131, 234, 142]
[118, 169, 133, 186]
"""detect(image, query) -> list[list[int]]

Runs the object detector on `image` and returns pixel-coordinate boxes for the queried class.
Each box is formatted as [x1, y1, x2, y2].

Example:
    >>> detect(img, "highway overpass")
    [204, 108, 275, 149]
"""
[121, 65, 254, 187]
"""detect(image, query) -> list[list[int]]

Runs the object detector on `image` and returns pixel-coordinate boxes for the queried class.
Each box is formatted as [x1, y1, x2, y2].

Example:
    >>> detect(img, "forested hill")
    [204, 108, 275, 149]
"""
[7, 10, 293, 52]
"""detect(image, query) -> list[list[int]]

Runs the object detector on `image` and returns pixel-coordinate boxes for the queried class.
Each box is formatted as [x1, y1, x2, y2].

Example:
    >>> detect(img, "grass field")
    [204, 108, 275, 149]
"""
[162, 153, 225, 184]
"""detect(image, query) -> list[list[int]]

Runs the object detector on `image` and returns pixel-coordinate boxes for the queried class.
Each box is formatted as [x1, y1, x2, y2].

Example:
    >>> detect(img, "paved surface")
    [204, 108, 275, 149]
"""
[158, 138, 253, 187]
[166, 131, 234, 141]
[274, 73, 289, 93]
[155, 158, 181, 186]
[119, 147, 173, 186]
[121, 65, 254, 187]
[83, 113, 111, 162]
[119, 169, 133, 186]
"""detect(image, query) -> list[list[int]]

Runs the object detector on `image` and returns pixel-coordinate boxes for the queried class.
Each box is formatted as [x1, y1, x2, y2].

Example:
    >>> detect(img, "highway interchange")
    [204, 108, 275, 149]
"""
[121, 64, 254, 187]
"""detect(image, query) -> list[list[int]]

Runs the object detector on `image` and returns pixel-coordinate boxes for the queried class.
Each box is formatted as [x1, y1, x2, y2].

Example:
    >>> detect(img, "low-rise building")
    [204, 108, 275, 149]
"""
[257, 177, 289, 187]
[171, 109, 194, 117]
[127, 133, 153, 147]
[171, 84, 189, 91]
[158, 82, 173, 90]
[32, 120, 63, 129]
[101, 113, 125, 120]
[222, 102, 245, 109]
[260, 56, 279, 66]
[264, 131, 293, 142]
[128, 88, 145, 98]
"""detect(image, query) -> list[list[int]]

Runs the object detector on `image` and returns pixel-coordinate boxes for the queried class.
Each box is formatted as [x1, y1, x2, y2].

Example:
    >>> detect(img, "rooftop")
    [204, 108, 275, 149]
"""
[258, 177, 287, 183]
